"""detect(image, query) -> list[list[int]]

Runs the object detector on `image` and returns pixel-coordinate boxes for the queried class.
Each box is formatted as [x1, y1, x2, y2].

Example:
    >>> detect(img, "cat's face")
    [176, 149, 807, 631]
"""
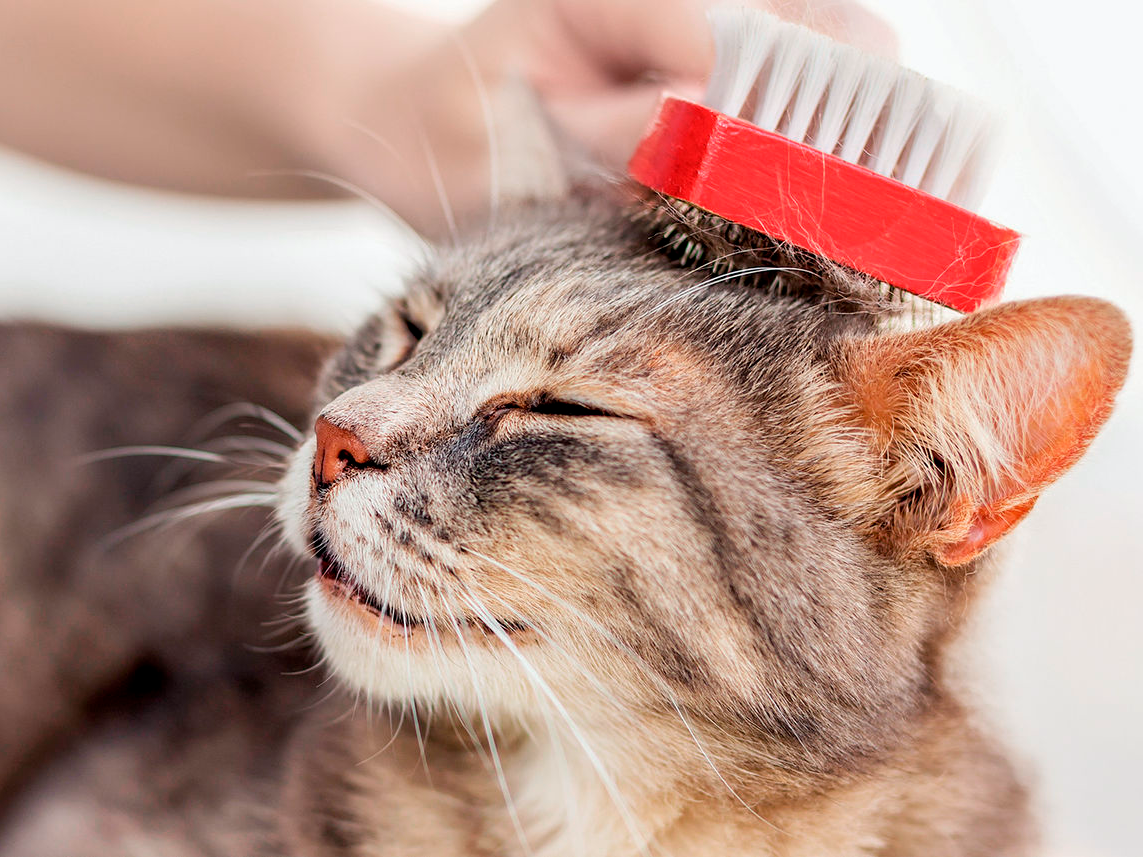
[276, 194, 1130, 776]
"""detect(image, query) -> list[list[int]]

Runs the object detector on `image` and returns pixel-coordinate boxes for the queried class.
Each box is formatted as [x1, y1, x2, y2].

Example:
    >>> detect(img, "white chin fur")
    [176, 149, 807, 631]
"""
[304, 579, 550, 722]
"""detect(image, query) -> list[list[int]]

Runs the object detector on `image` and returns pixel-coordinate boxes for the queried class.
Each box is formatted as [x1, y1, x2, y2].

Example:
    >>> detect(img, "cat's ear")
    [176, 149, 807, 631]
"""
[489, 74, 621, 203]
[837, 297, 1131, 566]
[488, 75, 572, 202]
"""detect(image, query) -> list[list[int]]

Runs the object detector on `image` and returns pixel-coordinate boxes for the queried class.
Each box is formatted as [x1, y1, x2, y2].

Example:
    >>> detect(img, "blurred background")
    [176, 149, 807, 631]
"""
[0, 0, 1139, 854]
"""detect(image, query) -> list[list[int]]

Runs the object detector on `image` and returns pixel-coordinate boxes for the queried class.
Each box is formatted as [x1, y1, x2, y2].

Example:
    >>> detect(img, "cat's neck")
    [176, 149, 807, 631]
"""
[283, 691, 1032, 856]
[283, 700, 1020, 857]
[411, 714, 903, 857]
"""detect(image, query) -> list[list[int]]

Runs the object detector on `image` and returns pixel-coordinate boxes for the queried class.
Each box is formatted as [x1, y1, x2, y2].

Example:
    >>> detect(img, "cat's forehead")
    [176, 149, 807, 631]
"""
[373, 197, 853, 421]
[434, 211, 664, 318]
[410, 201, 785, 368]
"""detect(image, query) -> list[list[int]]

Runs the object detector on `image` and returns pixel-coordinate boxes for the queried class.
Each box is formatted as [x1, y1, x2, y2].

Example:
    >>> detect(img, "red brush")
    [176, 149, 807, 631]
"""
[628, 9, 1019, 314]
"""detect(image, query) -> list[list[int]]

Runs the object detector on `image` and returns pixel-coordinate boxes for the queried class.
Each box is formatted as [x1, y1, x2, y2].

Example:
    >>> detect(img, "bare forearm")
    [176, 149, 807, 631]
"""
[0, 0, 446, 200]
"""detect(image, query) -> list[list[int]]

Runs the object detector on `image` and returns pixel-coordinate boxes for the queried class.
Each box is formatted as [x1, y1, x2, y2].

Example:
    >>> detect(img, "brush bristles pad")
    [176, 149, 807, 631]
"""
[627, 9, 1020, 313]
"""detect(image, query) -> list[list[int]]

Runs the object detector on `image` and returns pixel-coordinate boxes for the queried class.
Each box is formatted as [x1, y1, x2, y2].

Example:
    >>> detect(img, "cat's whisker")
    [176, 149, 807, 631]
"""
[636, 264, 818, 322]
[79, 443, 257, 502]
[158, 479, 280, 508]
[348, 554, 420, 766]
[460, 546, 785, 831]
[457, 582, 602, 857]
[270, 582, 312, 614]
[76, 445, 228, 466]
[449, 32, 500, 230]
[456, 589, 653, 857]
[341, 118, 413, 176]
[246, 168, 410, 233]
[80, 415, 294, 547]
[245, 635, 311, 655]
[190, 401, 303, 444]
[258, 616, 310, 640]
[353, 711, 404, 767]
[415, 583, 457, 719]
[435, 587, 534, 857]
[398, 583, 433, 781]
[262, 608, 308, 628]
[289, 660, 345, 715]
[416, 127, 460, 247]
[350, 685, 364, 725]
[282, 658, 333, 678]
[273, 547, 312, 598]
[465, 579, 613, 700]
[99, 493, 278, 549]
[342, 118, 435, 255]
[204, 435, 295, 460]
[236, 518, 287, 583]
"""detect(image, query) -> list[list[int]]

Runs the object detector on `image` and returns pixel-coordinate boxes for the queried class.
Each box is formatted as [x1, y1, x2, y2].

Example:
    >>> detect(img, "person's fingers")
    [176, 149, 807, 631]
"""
[545, 83, 671, 168]
[545, 0, 897, 89]
[823, 2, 899, 58]
[545, 80, 704, 173]
[766, 1, 897, 56]
[443, 0, 900, 223]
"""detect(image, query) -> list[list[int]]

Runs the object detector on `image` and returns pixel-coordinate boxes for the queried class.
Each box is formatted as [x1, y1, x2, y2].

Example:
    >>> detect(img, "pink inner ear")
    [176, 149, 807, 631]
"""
[844, 296, 1132, 566]
[933, 497, 1039, 567]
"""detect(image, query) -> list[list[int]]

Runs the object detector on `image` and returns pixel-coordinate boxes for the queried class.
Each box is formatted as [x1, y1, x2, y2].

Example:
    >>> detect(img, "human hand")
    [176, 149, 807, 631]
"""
[471, 0, 898, 176]
[0, 0, 895, 239]
[357, 0, 896, 236]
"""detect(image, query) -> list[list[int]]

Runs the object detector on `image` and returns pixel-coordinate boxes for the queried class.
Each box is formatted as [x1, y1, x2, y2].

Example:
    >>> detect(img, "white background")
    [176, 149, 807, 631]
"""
[0, 1, 1139, 853]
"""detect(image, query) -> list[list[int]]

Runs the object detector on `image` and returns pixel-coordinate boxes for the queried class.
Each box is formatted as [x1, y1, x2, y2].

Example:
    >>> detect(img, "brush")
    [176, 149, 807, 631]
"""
[627, 8, 1019, 313]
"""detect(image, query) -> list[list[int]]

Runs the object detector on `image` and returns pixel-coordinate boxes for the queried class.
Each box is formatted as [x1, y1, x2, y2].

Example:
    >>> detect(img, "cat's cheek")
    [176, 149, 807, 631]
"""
[275, 437, 319, 556]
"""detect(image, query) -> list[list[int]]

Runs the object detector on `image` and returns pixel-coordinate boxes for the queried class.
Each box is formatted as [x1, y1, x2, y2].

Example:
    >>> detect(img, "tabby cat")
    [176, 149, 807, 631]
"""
[0, 143, 1132, 857]
[264, 187, 1132, 856]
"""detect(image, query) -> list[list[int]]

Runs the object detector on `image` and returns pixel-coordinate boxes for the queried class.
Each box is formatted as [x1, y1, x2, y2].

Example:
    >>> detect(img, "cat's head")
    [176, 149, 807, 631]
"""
[276, 190, 1130, 780]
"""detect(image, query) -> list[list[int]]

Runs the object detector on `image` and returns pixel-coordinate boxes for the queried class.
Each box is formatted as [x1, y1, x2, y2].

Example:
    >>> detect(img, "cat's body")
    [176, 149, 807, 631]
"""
[0, 190, 1130, 856]
[0, 326, 329, 855]
[268, 195, 1044, 857]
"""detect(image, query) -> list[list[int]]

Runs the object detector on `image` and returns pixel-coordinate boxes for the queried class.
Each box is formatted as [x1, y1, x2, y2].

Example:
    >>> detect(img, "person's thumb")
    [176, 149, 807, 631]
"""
[544, 80, 704, 174]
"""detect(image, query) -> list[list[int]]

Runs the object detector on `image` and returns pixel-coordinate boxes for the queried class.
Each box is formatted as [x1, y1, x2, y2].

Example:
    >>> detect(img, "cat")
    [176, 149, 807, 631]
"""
[258, 187, 1131, 856]
[0, 134, 1132, 857]
[0, 326, 331, 854]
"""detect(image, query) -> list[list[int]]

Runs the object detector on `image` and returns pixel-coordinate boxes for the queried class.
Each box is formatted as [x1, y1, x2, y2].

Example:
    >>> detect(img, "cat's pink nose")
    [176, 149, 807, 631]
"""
[313, 416, 371, 489]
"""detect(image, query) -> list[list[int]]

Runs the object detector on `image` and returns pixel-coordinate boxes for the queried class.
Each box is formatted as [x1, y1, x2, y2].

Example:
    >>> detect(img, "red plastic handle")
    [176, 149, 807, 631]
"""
[628, 96, 1020, 313]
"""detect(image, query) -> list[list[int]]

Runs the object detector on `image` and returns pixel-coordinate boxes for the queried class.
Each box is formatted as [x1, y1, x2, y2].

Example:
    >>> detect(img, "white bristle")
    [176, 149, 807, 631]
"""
[782, 35, 836, 144]
[702, 8, 1000, 207]
[837, 55, 896, 164]
[923, 101, 994, 205]
[752, 27, 813, 131]
[811, 44, 864, 154]
[949, 127, 998, 211]
[897, 83, 957, 189]
[706, 8, 779, 117]
[870, 71, 927, 176]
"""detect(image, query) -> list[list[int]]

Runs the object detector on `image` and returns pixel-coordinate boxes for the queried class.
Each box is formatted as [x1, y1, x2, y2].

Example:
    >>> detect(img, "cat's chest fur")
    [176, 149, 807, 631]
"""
[280, 710, 683, 857]
[278, 705, 992, 857]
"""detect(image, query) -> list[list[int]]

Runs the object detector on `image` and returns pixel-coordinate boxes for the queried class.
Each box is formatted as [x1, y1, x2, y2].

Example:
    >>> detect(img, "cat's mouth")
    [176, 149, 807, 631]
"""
[313, 548, 528, 639]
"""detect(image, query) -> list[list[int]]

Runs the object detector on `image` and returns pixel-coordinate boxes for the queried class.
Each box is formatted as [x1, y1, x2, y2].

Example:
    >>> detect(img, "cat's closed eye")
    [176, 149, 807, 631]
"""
[528, 399, 615, 418]
[317, 300, 431, 401]
[396, 304, 426, 345]
[488, 394, 622, 423]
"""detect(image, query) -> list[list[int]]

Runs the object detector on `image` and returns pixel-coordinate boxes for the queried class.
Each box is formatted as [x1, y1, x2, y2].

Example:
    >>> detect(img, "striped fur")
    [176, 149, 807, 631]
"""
[273, 189, 1130, 856]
